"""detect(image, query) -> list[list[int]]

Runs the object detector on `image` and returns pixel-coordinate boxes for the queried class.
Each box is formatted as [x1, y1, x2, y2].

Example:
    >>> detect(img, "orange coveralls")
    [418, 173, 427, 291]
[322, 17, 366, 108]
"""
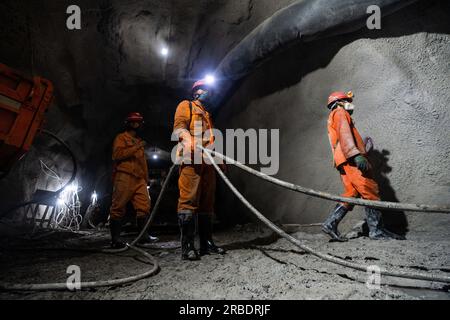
[110, 131, 151, 220]
[173, 100, 216, 216]
[327, 108, 380, 210]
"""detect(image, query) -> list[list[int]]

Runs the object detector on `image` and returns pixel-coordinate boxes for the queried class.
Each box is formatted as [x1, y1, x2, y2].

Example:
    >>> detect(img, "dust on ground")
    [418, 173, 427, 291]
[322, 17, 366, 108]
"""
[0, 213, 449, 300]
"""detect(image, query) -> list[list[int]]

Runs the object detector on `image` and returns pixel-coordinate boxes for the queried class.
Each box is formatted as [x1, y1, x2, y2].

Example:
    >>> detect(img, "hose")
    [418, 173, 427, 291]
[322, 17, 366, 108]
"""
[0, 245, 158, 291]
[213, 0, 418, 108]
[201, 147, 450, 284]
[201, 148, 450, 214]
[40, 130, 78, 195]
[0, 164, 178, 292]
[0, 130, 78, 219]
[103, 164, 178, 254]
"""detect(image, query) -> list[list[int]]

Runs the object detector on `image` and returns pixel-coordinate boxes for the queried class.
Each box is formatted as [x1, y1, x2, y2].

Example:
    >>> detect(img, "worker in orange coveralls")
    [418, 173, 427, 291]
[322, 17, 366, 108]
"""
[173, 79, 226, 260]
[322, 91, 403, 242]
[109, 112, 158, 248]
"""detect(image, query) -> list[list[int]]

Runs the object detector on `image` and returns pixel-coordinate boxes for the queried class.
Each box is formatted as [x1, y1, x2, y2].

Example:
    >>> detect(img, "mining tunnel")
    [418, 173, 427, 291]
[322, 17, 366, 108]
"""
[0, 0, 449, 301]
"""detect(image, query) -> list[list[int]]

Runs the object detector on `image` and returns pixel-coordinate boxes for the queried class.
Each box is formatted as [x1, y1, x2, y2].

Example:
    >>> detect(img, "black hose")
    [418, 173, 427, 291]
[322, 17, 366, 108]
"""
[40, 130, 78, 195]
[0, 130, 78, 219]
[213, 0, 418, 108]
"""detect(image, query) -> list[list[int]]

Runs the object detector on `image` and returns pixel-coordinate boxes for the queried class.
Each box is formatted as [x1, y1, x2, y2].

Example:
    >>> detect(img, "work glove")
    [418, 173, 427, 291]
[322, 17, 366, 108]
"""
[354, 155, 370, 172]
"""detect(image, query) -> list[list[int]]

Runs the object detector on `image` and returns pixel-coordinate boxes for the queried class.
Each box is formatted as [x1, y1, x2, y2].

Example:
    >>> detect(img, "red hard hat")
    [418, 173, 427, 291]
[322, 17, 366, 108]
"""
[327, 91, 354, 108]
[192, 80, 209, 92]
[126, 112, 144, 122]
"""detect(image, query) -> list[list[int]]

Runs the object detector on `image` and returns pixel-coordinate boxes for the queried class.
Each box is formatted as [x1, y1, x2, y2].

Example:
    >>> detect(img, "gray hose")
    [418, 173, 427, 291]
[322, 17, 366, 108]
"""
[0, 245, 158, 291]
[103, 164, 177, 254]
[202, 147, 450, 284]
[0, 164, 178, 291]
[201, 148, 450, 214]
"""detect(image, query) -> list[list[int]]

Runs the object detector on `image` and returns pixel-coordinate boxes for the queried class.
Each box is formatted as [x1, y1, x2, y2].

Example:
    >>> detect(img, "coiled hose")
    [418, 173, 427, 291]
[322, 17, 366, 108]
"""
[201, 146, 450, 284]
[0, 131, 178, 291]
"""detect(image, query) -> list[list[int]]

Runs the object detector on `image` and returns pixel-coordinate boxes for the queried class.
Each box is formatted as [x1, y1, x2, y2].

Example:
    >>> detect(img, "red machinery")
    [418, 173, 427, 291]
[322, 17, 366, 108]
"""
[0, 63, 54, 174]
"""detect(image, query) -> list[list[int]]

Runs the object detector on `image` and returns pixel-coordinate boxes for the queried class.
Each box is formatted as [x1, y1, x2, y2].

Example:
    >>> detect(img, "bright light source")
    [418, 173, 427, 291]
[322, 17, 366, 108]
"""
[204, 74, 215, 85]
[91, 191, 98, 206]
[152, 154, 158, 160]
[64, 183, 78, 193]
[57, 198, 65, 206]
[161, 47, 169, 57]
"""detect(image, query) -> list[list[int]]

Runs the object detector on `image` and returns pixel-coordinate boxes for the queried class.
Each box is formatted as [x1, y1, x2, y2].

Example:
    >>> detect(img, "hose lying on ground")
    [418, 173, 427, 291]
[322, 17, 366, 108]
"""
[202, 148, 450, 214]
[103, 164, 178, 254]
[0, 162, 178, 292]
[0, 245, 158, 291]
[201, 146, 450, 284]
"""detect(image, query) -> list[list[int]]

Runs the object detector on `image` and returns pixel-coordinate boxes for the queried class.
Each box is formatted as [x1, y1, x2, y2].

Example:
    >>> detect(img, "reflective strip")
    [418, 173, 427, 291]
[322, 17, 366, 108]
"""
[0, 94, 21, 110]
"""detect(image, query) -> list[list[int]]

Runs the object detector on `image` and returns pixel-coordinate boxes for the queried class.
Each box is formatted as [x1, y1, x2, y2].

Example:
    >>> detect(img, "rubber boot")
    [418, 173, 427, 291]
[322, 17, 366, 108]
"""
[365, 208, 405, 240]
[110, 219, 126, 249]
[179, 214, 200, 261]
[322, 204, 349, 242]
[136, 217, 159, 244]
[198, 215, 226, 256]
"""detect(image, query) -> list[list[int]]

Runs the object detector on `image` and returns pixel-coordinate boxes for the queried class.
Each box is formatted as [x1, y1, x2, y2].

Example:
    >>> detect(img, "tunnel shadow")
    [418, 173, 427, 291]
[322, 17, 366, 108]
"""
[216, 0, 450, 120]
[369, 149, 409, 236]
[215, 0, 449, 228]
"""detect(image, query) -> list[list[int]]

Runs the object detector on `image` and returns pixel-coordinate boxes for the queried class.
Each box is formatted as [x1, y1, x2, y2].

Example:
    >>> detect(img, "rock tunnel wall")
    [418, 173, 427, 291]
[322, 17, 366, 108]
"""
[0, 0, 298, 219]
[0, 0, 448, 232]
[214, 0, 450, 231]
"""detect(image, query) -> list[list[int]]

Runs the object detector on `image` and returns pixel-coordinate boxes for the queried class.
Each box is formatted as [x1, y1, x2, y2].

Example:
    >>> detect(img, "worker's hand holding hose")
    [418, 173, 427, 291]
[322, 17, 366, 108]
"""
[354, 155, 370, 172]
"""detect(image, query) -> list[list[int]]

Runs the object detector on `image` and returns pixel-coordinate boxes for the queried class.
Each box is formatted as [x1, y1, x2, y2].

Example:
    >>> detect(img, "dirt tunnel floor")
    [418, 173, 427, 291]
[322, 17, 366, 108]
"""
[0, 214, 449, 300]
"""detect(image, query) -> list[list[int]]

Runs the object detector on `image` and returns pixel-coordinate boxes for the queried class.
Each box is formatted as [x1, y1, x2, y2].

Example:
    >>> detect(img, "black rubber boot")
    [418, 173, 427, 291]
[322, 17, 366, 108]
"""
[199, 215, 226, 256]
[322, 204, 349, 242]
[365, 208, 405, 240]
[110, 219, 126, 249]
[136, 217, 159, 244]
[179, 214, 200, 261]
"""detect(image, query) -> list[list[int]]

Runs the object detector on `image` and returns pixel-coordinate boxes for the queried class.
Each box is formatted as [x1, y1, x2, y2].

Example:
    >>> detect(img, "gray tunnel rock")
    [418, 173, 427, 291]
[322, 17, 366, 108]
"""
[0, 0, 448, 235]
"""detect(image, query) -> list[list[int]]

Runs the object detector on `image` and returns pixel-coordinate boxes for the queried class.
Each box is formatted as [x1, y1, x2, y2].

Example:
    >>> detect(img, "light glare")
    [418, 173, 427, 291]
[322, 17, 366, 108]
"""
[161, 47, 169, 57]
[204, 74, 215, 85]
